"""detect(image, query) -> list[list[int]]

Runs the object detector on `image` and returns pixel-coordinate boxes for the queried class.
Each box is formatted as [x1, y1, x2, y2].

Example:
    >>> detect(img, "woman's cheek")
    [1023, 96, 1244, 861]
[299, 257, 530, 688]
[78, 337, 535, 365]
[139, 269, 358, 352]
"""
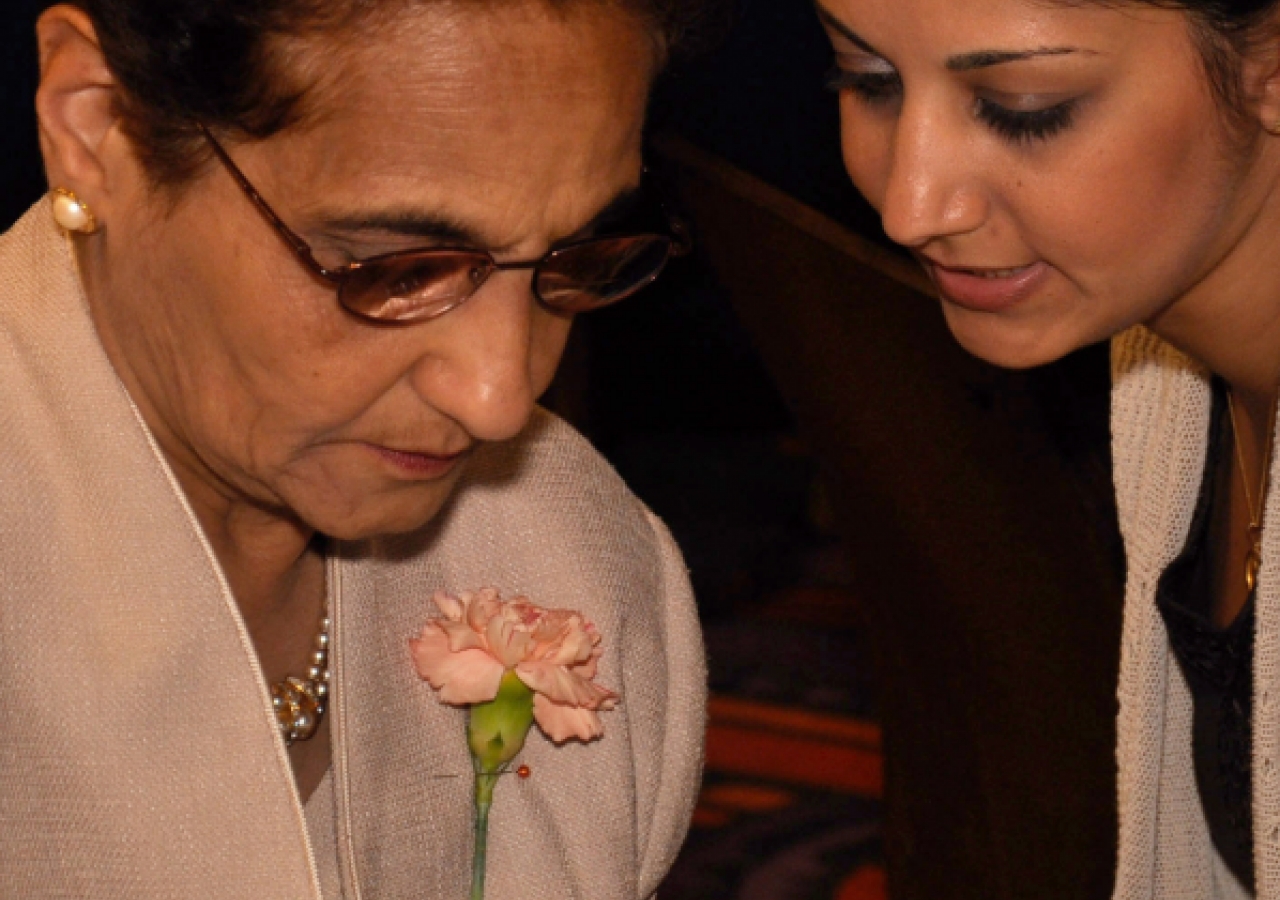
[838, 99, 899, 212]
[531, 313, 575, 395]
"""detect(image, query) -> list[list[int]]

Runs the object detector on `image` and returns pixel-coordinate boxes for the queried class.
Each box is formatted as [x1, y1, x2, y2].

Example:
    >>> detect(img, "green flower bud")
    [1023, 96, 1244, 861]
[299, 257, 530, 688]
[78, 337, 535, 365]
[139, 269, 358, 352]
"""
[468, 670, 535, 774]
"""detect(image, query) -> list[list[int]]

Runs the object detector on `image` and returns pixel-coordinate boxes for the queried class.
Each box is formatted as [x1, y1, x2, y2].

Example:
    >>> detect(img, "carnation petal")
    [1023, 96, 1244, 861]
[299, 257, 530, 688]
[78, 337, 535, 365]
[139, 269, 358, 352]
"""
[409, 622, 451, 672]
[533, 692, 605, 743]
[439, 618, 486, 653]
[486, 616, 532, 668]
[416, 590, 617, 731]
[466, 588, 502, 633]
[594, 684, 620, 710]
[507, 597, 545, 628]
[572, 651, 600, 681]
[411, 630, 504, 705]
[545, 624, 595, 667]
[516, 660, 605, 708]
[433, 591, 464, 621]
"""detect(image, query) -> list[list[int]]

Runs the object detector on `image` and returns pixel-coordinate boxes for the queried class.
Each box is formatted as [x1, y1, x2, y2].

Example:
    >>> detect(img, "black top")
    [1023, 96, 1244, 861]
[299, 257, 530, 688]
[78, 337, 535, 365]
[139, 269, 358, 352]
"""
[1156, 378, 1256, 892]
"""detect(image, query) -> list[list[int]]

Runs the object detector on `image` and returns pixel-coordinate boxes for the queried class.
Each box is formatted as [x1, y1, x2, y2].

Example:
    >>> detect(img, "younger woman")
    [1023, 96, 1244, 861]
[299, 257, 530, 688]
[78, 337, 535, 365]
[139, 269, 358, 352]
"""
[816, 0, 1280, 896]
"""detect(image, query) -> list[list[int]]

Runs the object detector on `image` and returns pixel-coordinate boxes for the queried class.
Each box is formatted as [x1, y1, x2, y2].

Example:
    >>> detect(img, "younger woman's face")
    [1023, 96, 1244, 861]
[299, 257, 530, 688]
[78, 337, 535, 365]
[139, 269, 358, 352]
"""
[818, 0, 1272, 367]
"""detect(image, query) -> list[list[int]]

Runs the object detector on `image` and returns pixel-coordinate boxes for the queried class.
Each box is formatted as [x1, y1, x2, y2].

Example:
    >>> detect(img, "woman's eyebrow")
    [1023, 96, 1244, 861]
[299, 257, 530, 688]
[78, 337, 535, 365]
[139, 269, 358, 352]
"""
[319, 209, 479, 245]
[313, 187, 644, 250]
[946, 47, 1084, 71]
[813, 4, 1094, 73]
[813, 4, 883, 57]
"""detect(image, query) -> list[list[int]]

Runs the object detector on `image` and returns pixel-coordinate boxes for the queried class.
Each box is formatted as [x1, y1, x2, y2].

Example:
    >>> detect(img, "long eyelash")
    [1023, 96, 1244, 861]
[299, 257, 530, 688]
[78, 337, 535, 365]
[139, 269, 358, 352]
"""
[824, 66, 902, 104]
[976, 98, 1076, 144]
[825, 63, 1076, 146]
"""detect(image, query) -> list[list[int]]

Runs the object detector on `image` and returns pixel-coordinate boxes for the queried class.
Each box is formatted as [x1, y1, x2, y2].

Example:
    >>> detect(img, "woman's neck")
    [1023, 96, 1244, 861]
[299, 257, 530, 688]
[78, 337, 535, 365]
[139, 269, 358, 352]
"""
[72, 239, 322, 625]
[1147, 164, 1280, 410]
[1152, 291, 1280, 410]
[180, 476, 322, 631]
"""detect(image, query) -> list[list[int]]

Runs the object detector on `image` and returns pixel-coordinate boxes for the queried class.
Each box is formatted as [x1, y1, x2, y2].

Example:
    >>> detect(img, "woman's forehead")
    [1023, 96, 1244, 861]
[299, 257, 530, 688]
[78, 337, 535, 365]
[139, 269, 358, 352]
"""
[286, 1, 656, 115]
[236, 1, 654, 251]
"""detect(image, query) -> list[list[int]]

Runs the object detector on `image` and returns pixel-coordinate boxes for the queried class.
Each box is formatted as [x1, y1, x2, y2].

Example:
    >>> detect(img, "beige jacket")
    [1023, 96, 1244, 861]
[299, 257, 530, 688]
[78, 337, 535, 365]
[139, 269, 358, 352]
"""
[1112, 328, 1278, 899]
[0, 201, 706, 899]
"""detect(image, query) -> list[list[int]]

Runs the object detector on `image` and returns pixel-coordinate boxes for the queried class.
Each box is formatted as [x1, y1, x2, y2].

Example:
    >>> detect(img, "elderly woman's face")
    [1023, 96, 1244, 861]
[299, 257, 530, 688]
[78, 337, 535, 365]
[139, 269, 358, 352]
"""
[817, 0, 1276, 368]
[96, 2, 655, 539]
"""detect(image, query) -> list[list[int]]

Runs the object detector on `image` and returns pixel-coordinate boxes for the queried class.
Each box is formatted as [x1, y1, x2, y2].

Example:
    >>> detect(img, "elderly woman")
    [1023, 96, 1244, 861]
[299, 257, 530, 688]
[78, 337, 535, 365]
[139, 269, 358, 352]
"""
[815, 0, 1280, 896]
[0, 0, 706, 896]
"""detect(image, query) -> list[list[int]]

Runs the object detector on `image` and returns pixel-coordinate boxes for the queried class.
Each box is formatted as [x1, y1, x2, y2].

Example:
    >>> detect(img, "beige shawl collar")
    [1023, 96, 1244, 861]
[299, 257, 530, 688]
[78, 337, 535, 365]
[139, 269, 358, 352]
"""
[1111, 327, 1276, 900]
[0, 202, 706, 899]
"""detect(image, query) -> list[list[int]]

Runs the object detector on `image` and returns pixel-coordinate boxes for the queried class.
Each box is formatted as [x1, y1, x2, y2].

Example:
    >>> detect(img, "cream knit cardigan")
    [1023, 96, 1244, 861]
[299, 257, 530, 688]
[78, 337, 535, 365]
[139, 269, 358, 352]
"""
[1112, 327, 1278, 899]
[0, 201, 707, 899]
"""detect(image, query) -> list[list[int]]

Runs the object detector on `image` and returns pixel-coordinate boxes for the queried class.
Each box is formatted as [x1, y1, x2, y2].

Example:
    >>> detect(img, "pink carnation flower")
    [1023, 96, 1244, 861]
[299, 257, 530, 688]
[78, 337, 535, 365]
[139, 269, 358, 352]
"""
[410, 588, 619, 743]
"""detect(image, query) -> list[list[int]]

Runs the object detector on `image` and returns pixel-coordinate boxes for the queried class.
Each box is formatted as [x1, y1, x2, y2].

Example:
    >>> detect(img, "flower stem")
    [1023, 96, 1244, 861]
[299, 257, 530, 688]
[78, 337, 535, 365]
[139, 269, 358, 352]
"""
[471, 771, 498, 900]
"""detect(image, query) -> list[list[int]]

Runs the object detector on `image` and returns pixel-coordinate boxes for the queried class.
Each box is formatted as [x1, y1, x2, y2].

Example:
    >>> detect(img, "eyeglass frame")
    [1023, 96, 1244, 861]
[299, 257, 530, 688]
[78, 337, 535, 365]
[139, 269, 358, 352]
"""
[195, 122, 691, 323]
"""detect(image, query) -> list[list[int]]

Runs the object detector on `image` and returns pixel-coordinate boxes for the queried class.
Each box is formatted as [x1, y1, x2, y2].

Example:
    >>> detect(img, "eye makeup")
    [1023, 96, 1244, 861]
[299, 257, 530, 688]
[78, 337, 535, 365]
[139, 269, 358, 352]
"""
[975, 96, 1077, 143]
[824, 66, 902, 104]
[825, 60, 1081, 146]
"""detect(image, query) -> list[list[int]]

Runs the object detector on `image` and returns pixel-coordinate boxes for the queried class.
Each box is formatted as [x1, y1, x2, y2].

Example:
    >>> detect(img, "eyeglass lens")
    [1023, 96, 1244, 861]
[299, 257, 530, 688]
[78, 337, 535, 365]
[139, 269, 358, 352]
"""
[536, 235, 673, 311]
[341, 251, 490, 322]
[339, 234, 675, 323]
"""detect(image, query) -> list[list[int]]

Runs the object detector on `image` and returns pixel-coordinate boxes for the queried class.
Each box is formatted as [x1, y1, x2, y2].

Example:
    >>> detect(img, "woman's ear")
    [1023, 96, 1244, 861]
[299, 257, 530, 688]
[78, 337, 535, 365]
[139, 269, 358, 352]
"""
[1264, 78, 1280, 136]
[1251, 18, 1280, 134]
[35, 5, 120, 197]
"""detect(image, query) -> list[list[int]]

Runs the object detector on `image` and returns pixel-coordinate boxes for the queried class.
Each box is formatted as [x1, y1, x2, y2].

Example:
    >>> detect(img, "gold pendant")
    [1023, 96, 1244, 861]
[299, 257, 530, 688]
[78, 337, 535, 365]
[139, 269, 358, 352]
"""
[1246, 543, 1263, 594]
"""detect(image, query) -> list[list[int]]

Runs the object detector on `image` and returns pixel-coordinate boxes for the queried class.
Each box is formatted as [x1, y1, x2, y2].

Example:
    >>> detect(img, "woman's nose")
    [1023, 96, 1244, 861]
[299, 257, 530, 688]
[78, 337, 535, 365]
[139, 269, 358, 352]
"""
[875, 104, 989, 249]
[409, 274, 563, 443]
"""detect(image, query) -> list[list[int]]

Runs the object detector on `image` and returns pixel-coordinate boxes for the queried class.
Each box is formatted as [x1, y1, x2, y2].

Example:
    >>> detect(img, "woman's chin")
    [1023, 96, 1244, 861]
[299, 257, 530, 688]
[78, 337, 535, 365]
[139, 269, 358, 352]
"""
[940, 305, 1084, 371]
[288, 480, 460, 542]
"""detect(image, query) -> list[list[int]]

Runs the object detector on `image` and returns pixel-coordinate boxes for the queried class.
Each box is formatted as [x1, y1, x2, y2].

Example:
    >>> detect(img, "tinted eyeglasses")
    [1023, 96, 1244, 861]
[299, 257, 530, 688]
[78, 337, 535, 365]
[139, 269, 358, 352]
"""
[198, 124, 690, 324]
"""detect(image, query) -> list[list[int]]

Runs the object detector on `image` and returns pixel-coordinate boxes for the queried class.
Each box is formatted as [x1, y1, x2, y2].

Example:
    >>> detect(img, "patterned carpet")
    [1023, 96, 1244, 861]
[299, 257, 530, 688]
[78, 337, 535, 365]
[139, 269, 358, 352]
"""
[660, 588, 886, 900]
[663, 693, 885, 900]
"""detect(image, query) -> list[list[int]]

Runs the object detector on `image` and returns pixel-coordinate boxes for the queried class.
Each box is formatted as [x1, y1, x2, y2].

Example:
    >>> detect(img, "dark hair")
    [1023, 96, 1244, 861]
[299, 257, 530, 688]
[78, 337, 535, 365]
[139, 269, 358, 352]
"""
[67, 0, 717, 186]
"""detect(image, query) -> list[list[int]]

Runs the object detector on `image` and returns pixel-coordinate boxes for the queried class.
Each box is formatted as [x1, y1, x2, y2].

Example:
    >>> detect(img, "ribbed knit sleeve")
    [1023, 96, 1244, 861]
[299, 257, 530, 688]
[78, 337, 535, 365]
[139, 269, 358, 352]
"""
[1110, 327, 1253, 900]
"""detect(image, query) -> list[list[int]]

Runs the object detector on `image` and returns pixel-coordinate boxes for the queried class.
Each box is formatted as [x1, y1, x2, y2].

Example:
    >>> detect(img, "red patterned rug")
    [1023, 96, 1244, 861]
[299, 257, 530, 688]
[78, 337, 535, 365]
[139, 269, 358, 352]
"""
[662, 693, 886, 900]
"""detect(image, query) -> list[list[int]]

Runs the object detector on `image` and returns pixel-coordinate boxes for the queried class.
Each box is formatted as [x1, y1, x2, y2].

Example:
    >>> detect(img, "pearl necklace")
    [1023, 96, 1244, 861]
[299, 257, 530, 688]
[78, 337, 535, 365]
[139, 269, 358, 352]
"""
[270, 607, 331, 746]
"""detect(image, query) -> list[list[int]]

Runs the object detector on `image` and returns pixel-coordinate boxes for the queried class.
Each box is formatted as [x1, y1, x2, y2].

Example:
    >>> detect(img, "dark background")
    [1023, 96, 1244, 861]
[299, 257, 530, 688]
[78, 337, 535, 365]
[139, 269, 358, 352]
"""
[2, 1, 48, 231]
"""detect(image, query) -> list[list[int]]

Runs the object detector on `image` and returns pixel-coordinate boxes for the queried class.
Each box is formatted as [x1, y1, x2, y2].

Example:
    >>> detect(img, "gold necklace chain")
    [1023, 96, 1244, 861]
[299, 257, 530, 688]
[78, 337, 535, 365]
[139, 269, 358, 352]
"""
[1226, 389, 1278, 593]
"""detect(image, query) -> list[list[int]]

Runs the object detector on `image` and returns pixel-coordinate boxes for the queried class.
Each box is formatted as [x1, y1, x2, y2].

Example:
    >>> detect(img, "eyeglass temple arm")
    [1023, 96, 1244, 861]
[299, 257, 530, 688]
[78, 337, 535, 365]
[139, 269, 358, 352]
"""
[641, 166, 692, 258]
[196, 123, 343, 283]
[668, 217, 693, 257]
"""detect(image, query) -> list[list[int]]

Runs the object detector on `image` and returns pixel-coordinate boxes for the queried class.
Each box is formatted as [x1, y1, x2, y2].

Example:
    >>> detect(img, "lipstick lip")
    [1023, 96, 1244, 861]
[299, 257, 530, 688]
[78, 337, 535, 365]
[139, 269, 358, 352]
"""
[921, 257, 1049, 313]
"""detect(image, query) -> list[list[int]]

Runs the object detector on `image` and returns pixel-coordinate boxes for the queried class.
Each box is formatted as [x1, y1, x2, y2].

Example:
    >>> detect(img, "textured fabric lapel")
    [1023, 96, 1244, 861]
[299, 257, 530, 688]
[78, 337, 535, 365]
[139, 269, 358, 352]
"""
[1110, 328, 1250, 900]
[334, 411, 706, 900]
[1252, 354, 1280, 900]
[329, 528, 476, 900]
[0, 202, 322, 898]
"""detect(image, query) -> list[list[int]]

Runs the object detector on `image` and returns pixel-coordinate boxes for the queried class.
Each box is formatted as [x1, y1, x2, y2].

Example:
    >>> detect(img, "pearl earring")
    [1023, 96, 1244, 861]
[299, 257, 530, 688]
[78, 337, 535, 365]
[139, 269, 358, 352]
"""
[50, 188, 98, 234]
